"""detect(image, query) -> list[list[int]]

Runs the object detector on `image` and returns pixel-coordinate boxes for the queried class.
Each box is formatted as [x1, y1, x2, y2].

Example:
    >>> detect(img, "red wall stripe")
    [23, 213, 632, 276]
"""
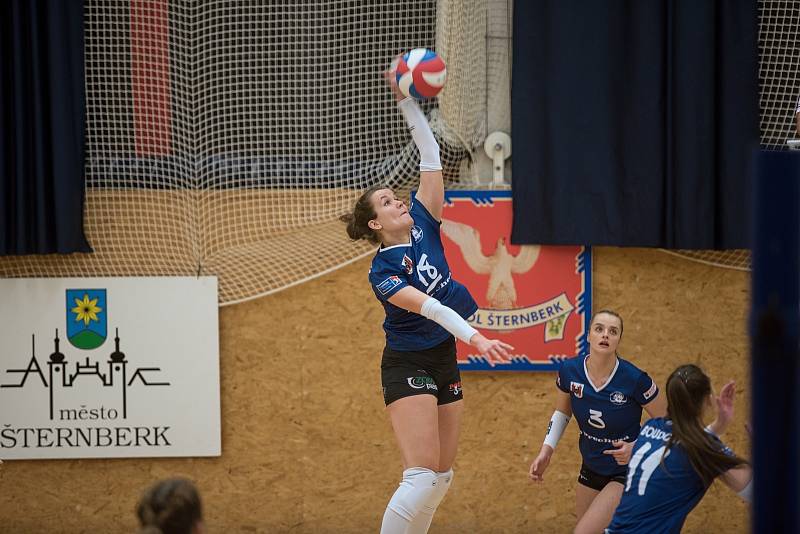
[129, 0, 172, 157]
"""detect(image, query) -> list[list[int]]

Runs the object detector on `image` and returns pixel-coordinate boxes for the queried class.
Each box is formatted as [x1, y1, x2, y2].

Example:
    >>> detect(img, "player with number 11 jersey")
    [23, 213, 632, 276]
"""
[606, 364, 752, 533]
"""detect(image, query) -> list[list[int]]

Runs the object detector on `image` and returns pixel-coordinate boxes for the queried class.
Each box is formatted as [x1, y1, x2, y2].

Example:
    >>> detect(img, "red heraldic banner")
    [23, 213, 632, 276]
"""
[440, 191, 591, 371]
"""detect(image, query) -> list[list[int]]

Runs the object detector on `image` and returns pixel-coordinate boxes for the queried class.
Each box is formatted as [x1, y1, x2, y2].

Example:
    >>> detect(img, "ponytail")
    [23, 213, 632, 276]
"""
[665, 364, 747, 486]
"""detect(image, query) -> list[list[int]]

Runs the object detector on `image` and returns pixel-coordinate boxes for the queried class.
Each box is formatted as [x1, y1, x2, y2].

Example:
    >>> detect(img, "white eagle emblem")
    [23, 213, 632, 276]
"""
[441, 219, 540, 308]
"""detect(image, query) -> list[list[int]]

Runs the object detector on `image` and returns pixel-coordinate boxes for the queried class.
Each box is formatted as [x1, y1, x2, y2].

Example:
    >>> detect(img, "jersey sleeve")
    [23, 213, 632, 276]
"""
[410, 197, 442, 231]
[634, 372, 659, 405]
[369, 259, 409, 301]
[556, 364, 570, 393]
[706, 431, 736, 457]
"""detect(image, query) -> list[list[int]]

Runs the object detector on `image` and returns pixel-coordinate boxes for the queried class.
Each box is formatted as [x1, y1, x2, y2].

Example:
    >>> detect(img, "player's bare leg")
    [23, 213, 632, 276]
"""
[575, 483, 599, 523]
[436, 399, 463, 471]
[381, 395, 441, 533]
[574, 481, 623, 534]
[387, 394, 441, 470]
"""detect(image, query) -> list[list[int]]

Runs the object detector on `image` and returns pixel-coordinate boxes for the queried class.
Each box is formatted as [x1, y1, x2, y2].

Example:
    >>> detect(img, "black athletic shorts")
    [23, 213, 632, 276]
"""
[577, 463, 627, 491]
[381, 337, 463, 407]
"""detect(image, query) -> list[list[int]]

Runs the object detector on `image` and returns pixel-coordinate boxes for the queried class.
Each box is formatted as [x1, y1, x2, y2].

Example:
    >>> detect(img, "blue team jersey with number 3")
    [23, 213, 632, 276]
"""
[369, 199, 478, 351]
[606, 417, 736, 534]
[557, 354, 659, 476]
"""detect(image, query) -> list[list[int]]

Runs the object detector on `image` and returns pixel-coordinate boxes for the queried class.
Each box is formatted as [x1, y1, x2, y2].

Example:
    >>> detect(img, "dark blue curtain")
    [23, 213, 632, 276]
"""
[0, 0, 90, 255]
[511, 0, 759, 249]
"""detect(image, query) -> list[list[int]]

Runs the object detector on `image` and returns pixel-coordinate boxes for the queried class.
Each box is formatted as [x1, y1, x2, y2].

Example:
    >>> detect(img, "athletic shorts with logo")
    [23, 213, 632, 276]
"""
[381, 337, 463, 406]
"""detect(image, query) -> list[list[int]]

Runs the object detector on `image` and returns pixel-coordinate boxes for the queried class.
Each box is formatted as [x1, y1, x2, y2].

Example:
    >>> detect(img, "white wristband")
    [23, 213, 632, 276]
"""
[398, 97, 442, 172]
[543, 410, 571, 450]
[420, 297, 477, 344]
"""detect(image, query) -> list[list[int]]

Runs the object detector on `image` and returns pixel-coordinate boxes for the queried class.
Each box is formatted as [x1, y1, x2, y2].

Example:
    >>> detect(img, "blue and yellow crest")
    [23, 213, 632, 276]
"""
[66, 289, 107, 350]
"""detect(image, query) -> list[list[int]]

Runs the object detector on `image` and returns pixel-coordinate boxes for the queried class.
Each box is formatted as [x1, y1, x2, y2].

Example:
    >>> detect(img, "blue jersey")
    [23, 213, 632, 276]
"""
[557, 354, 658, 476]
[368, 199, 478, 351]
[606, 418, 735, 534]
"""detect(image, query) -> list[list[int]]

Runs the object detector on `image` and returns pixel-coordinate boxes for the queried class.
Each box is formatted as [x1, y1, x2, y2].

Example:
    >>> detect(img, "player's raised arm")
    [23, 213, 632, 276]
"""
[384, 63, 444, 221]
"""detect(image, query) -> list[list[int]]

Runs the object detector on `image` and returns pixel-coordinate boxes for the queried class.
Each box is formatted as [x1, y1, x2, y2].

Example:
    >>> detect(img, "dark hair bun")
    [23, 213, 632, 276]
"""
[340, 213, 362, 241]
[341, 185, 384, 245]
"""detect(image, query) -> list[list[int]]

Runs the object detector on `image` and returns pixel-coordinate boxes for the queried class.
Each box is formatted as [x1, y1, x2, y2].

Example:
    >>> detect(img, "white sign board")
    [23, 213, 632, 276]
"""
[0, 277, 220, 459]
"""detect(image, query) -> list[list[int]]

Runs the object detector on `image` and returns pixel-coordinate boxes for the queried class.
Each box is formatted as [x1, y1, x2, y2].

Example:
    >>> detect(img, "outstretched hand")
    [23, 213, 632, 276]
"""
[706, 380, 737, 436]
[470, 333, 514, 366]
[715, 380, 736, 426]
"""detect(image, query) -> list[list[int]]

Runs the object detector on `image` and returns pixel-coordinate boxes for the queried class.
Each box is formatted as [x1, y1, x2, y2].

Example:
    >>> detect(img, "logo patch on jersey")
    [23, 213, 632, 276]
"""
[376, 275, 402, 295]
[570, 381, 584, 398]
[411, 225, 424, 242]
[643, 380, 658, 401]
[449, 381, 462, 395]
[609, 391, 627, 405]
[402, 255, 414, 275]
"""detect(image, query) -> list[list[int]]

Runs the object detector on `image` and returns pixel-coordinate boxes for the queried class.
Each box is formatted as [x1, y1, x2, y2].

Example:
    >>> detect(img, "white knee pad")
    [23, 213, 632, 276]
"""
[433, 469, 454, 506]
[387, 467, 440, 521]
[403, 469, 456, 534]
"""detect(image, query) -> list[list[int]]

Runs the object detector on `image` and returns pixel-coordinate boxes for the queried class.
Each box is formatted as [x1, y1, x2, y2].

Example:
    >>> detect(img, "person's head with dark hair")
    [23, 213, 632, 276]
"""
[136, 478, 204, 534]
[665, 364, 748, 486]
[340, 185, 413, 246]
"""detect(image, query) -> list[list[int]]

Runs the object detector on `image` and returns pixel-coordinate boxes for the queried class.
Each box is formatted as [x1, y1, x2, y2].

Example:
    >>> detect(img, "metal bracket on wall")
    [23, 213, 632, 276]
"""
[484, 131, 512, 185]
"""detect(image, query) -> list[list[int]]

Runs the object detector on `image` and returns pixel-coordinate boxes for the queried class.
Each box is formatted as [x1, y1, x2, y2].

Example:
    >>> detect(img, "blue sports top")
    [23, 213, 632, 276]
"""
[557, 354, 659, 476]
[606, 417, 737, 534]
[368, 199, 478, 351]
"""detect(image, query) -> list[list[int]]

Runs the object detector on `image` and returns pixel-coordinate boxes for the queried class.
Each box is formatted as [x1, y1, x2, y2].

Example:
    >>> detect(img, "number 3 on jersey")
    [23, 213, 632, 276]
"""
[416, 253, 442, 294]
[588, 409, 606, 429]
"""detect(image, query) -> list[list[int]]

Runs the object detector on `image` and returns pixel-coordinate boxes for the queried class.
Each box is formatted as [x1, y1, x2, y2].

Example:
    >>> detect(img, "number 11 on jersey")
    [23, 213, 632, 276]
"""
[626, 443, 670, 496]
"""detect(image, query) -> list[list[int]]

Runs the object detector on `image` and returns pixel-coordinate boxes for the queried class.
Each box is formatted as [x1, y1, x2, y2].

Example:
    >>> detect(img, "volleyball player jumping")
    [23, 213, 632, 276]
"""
[341, 67, 513, 534]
